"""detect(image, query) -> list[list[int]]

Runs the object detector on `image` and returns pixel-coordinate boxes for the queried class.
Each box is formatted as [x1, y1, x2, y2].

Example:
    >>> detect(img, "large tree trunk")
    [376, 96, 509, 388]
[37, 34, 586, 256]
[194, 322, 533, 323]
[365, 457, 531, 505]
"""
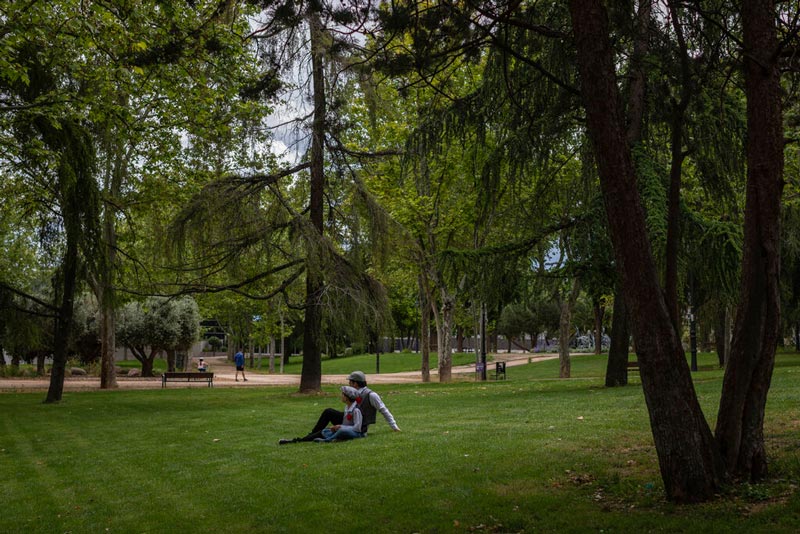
[299, 12, 327, 393]
[605, 284, 630, 387]
[604, 0, 648, 389]
[98, 301, 117, 388]
[715, 0, 783, 482]
[98, 119, 127, 390]
[569, 0, 725, 502]
[437, 290, 455, 382]
[46, 233, 79, 403]
[140, 348, 159, 378]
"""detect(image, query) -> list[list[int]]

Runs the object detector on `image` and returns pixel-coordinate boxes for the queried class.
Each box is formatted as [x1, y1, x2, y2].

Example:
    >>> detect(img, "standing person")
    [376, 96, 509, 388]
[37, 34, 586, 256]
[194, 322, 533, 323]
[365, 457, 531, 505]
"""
[314, 386, 364, 443]
[234, 349, 247, 382]
[278, 370, 400, 444]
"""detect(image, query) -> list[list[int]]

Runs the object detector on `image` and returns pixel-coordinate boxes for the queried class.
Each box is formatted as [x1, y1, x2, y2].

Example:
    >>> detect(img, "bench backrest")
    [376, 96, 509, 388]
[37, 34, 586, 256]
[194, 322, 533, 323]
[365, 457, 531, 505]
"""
[163, 372, 214, 378]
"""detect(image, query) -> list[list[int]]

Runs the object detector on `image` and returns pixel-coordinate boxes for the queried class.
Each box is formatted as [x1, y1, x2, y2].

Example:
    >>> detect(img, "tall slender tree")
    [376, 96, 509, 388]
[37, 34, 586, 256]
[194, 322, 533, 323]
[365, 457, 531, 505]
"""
[715, 0, 784, 481]
[568, 0, 726, 501]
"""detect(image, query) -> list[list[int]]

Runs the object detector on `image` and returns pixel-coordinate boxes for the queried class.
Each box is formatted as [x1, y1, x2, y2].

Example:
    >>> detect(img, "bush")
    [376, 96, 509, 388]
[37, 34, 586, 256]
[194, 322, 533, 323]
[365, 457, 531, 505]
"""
[0, 365, 25, 378]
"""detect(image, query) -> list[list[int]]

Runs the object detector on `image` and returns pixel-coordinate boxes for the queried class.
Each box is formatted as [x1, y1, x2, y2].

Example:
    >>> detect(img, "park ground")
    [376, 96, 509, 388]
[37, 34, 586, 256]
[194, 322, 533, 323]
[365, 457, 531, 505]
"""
[0, 351, 548, 391]
[1, 351, 798, 533]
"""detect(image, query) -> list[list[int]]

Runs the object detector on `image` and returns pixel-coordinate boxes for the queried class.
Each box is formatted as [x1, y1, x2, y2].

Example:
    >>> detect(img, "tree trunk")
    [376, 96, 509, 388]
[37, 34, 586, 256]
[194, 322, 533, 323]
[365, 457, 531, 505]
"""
[141, 358, 155, 378]
[593, 297, 604, 354]
[140, 349, 158, 377]
[604, 0, 648, 389]
[569, 0, 725, 501]
[558, 280, 580, 378]
[663, 0, 692, 332]
[605, 284, 630, 387]
[420, 275, 431, 383]
[715, 307, 727, 367]
[625, 0, 651, 147]
[166, 349, 176, 373]
[715, 0, 783, 482]
[45, 226, 79, 403]
[437, 290, 455, 382]
[299, 12, 327, 393]
[97, 108, 127, 390]
[279, 305, 286, 373]
[99, 302, 117, 388]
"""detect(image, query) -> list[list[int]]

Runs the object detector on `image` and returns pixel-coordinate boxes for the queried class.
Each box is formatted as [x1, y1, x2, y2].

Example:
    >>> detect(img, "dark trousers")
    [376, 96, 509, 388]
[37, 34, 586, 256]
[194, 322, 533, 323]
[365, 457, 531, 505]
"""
[298, 408, 344, 441]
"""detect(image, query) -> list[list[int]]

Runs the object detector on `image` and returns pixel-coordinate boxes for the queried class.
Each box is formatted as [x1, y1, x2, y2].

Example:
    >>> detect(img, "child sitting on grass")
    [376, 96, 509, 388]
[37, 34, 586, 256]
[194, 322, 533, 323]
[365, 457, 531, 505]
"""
[314, 386, 363, 443]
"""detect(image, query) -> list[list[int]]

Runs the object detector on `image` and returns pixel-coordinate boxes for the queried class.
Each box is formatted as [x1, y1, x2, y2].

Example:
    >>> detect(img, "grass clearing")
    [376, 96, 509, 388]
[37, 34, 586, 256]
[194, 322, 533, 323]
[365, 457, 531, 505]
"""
[1, 352, 798, 532]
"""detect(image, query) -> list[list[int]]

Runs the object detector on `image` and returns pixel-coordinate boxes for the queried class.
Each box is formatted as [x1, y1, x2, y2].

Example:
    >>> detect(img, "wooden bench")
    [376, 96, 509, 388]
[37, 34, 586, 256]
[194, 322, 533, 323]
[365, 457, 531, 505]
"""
[626, 361, 639, 372]
[161, 372, 214, 388]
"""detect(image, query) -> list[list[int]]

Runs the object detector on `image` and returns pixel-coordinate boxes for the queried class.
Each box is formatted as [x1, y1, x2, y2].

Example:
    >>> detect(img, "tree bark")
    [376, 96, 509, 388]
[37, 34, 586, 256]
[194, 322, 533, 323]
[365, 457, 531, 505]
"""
[419, 275, 431, 383]
[97, 103, 127, 390]
[625, 0, 651, 147]
[166, 349, 176, 373]
[46, 205, 79, 403]
[604, 0, 648, 388]
[437, 290, 455, 382]
[593, 297, 604, 354]
[606, 284, 630, 387]
[663, 1, 692, 332]
[569, 0, 725, 501]
[715, 0, 783, 482]
[299, 12, 327, 393]
[558, 280, 581, 378]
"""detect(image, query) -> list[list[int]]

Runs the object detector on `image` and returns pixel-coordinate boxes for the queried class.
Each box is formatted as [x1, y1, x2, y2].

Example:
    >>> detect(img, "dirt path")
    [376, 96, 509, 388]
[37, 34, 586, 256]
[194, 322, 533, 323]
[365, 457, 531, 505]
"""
[0, 352, 560, 392]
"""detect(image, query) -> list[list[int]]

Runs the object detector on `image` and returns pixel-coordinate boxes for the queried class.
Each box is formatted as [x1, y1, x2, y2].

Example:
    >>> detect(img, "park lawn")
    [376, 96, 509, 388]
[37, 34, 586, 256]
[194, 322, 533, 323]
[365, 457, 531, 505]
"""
[0, 354, 798, 533]
[268, 350, 485, 375]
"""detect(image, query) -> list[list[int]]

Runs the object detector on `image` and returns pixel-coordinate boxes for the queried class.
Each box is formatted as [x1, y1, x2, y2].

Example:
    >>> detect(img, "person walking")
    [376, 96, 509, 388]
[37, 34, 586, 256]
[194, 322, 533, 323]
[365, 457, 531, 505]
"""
[234, 349, 247, 382]
[278, 370, 400, 444]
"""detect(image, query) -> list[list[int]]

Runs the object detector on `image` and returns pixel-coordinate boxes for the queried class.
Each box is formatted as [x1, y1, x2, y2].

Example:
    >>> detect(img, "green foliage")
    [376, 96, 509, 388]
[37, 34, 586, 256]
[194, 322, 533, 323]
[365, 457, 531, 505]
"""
[117, 296, 200, 354]
[206, 336, 223, 352]
[497, 302, 535, 340]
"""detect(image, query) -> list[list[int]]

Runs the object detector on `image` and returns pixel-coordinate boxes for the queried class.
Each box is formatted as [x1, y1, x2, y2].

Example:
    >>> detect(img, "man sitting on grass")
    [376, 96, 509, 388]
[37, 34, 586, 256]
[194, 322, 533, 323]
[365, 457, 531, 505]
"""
[313, 386, 364, 443]
[279, 370, 401, 444]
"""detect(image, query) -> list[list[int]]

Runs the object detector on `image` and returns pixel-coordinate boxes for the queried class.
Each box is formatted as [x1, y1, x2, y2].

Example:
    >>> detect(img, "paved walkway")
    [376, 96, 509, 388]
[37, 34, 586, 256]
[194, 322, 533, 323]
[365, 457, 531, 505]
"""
[0, 352, 561, 392]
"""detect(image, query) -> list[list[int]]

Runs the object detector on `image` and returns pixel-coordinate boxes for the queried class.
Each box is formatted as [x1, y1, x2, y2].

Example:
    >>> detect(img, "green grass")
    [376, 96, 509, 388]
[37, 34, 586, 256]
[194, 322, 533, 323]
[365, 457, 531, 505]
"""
[249, 350, 485, 375]
[1, 352, 799, 533]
